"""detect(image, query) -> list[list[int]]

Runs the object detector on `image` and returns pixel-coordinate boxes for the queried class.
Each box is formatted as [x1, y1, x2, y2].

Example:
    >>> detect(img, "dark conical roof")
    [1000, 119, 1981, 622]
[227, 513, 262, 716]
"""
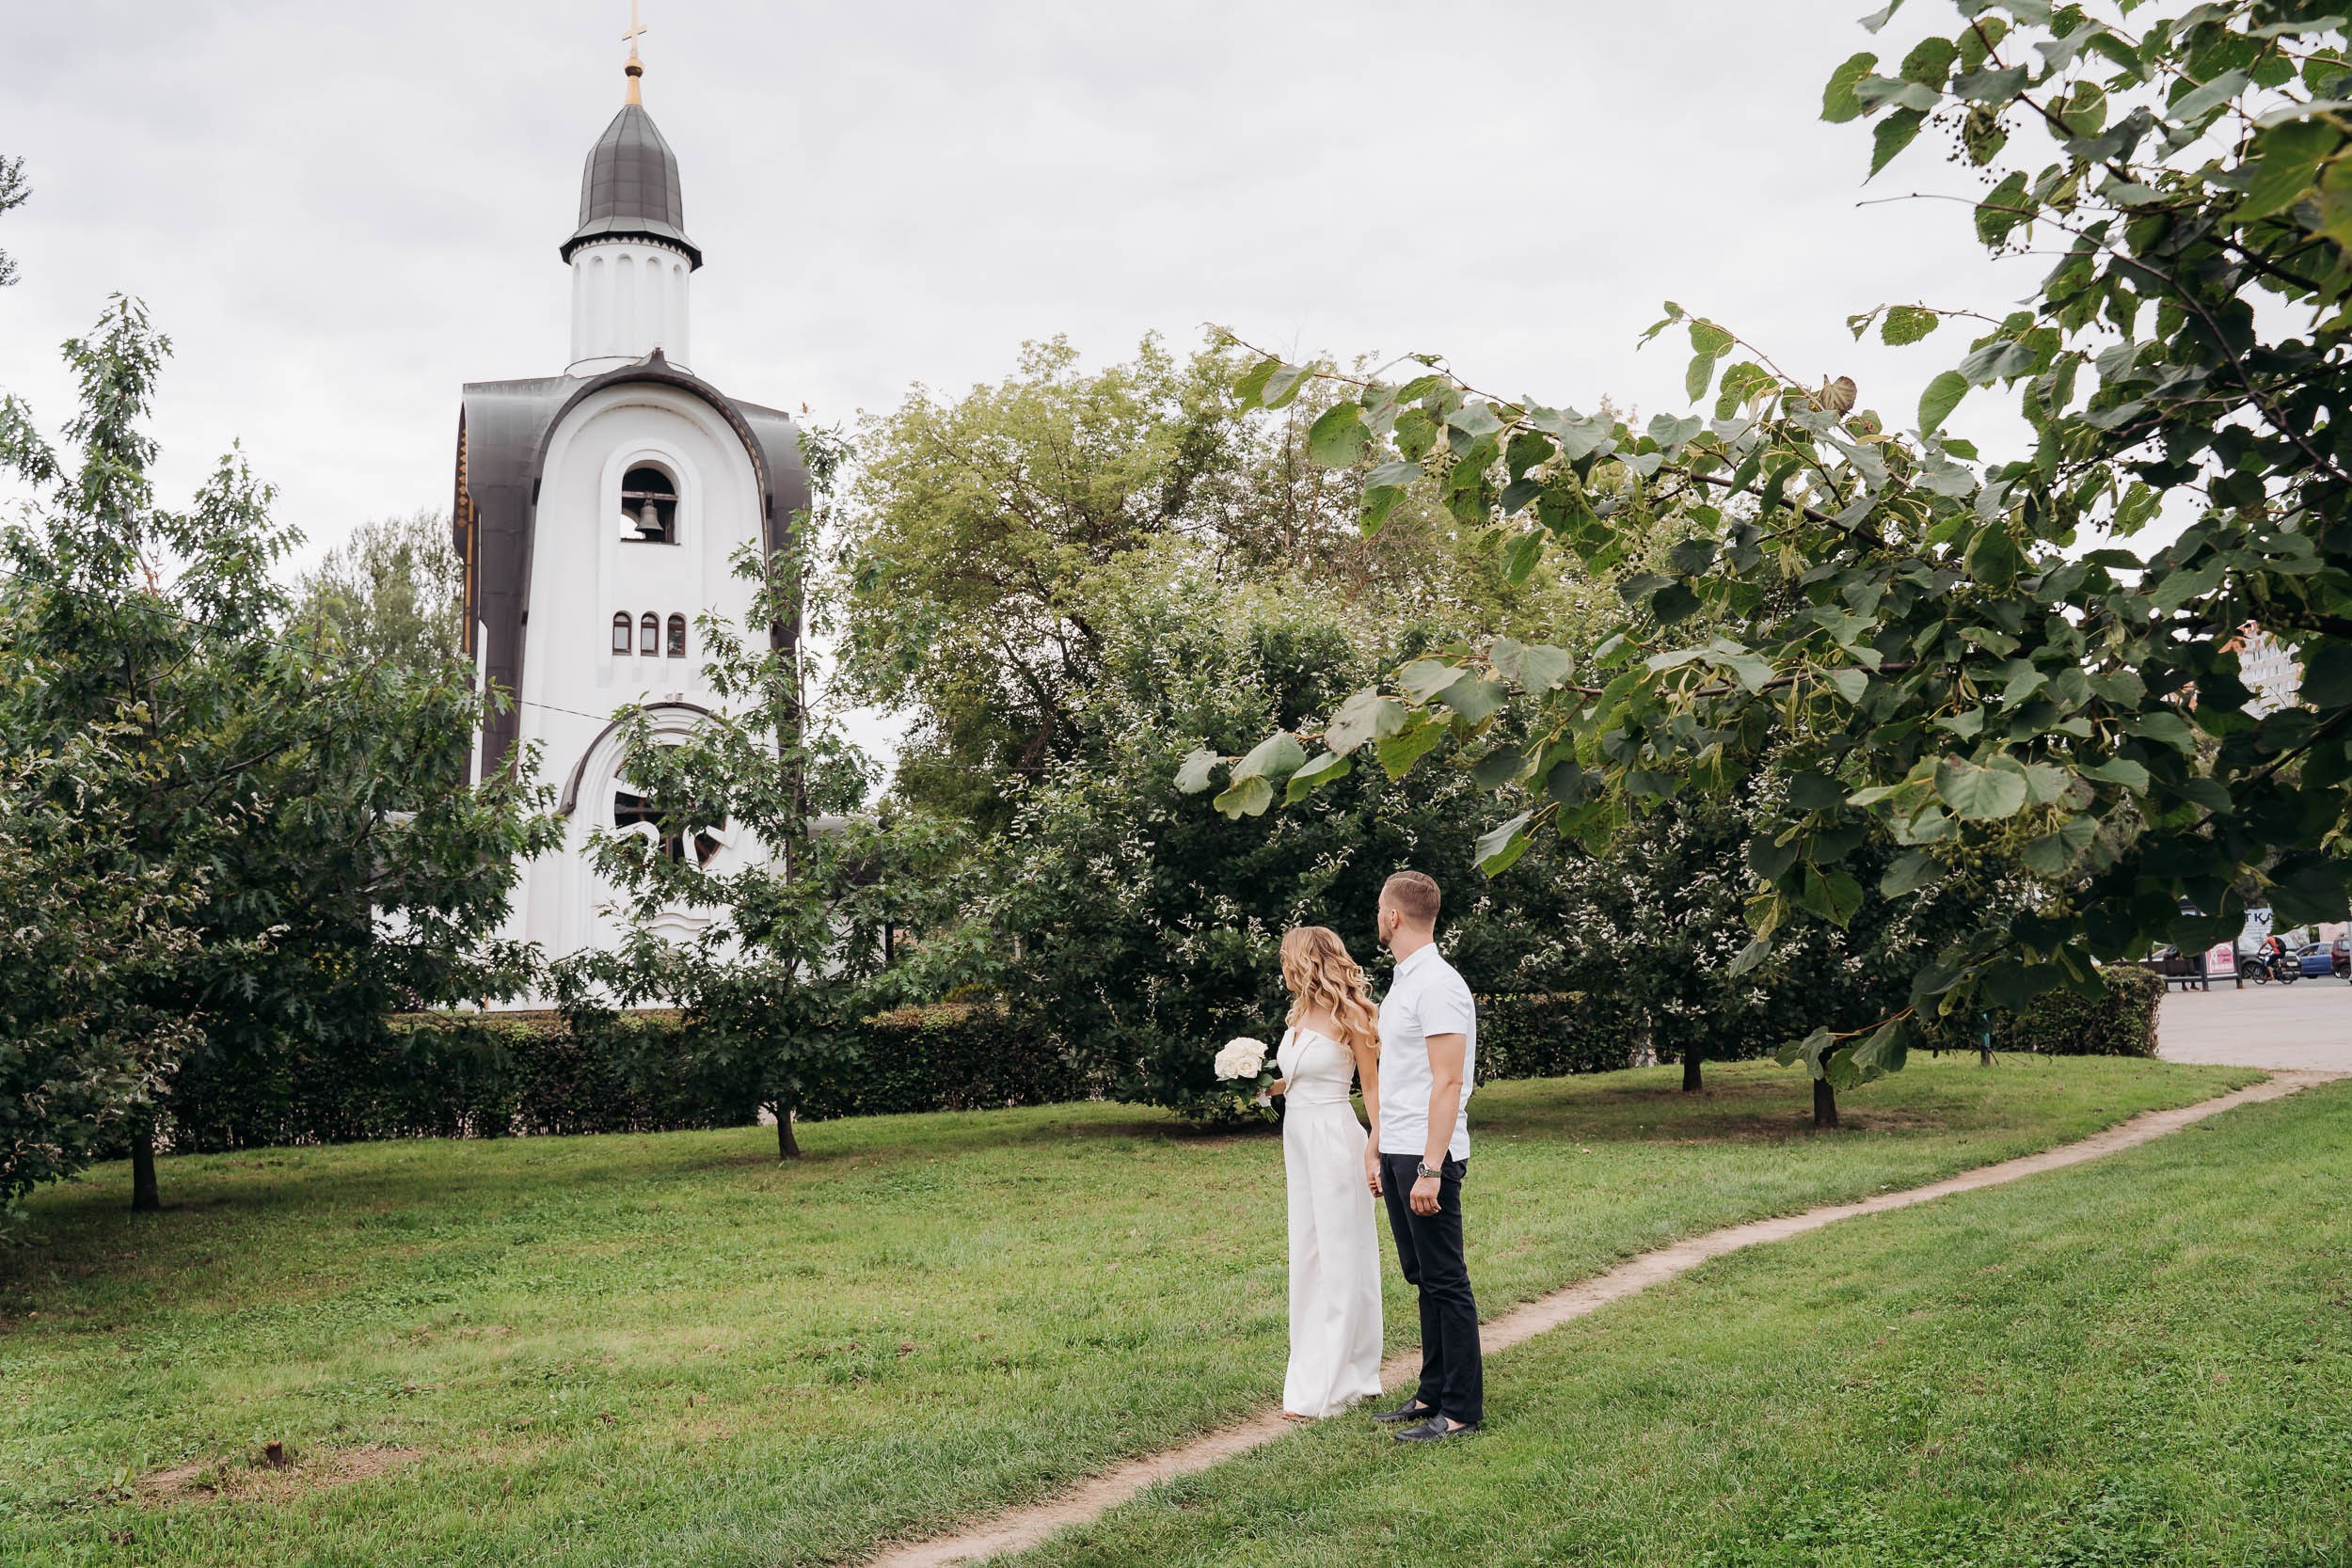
[562, 103, 702, 269]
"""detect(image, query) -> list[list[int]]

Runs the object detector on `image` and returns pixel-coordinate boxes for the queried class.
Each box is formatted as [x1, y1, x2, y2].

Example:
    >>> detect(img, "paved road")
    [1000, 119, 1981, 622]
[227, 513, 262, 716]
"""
[2160, 974, 2352, 1070]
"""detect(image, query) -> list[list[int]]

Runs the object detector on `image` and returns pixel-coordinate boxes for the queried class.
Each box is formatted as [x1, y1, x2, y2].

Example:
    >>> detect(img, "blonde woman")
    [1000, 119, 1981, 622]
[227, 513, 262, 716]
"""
[1271, 925, 1385, 1419]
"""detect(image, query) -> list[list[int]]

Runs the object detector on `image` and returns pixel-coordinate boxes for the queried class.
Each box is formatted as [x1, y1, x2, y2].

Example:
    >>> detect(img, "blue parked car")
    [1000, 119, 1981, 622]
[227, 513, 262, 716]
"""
[2296, 939, 2349, 977]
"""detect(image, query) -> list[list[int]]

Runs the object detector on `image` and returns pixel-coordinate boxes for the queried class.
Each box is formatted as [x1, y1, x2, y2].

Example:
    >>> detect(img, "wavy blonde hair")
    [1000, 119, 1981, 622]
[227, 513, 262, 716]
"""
[1279, 926, 1379, 1058]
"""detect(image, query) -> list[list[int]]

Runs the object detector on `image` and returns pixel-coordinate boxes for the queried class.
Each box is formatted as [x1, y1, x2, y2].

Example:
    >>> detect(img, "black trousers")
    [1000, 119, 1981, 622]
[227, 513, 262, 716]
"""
[1378, 1151, 1482, 1425]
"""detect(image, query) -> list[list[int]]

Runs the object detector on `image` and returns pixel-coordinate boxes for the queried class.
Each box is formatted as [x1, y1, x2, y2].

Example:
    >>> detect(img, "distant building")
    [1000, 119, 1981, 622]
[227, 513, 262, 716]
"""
[2226, 624, 2303, 716]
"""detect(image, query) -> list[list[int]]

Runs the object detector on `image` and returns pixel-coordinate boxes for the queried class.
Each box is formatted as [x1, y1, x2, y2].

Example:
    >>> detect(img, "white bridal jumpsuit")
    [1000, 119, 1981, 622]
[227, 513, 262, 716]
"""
[1279, 1026, 1385, 1417]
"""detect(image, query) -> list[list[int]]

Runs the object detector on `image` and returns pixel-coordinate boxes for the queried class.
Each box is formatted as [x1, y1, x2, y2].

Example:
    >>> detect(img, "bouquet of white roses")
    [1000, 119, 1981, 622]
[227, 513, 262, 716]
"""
[1213, 1035, 1279, 1117]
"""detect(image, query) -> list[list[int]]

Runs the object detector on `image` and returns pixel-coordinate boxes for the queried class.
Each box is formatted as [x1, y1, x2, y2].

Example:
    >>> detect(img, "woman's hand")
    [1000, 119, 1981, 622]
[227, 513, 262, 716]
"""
[1364, 1148, 1383, 1197]
[1269, 1079, 1288, 1097]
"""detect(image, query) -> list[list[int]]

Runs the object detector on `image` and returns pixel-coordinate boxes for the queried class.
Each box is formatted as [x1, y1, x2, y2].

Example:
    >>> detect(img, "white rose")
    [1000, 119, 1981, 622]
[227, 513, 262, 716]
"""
[1214, 1036, 1269, 1081]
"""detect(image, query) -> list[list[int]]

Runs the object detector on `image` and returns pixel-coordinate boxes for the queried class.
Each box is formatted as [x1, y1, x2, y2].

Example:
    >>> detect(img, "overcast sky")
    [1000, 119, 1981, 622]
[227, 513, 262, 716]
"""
[4, 1, 2042, 753]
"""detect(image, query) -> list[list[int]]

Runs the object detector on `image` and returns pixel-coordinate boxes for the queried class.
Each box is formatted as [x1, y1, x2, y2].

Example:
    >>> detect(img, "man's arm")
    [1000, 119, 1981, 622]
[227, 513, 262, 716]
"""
[1409, 1031, 1466, 1216]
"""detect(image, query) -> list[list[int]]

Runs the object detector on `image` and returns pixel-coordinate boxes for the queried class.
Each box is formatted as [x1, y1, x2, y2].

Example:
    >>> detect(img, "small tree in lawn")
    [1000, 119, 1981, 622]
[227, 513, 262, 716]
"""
[1184, 2, 2352, 1126]
[553, 450, 992, 1160]
[0, 733, 198, 1215]
[0, 297, 558, 1207]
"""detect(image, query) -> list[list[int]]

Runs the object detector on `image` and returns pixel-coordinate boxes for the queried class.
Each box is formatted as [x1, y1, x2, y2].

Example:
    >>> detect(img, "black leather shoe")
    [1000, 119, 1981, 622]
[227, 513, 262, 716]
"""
[1370, 1400, 1438, 1425]
[1393, 1416, 1480, 1443]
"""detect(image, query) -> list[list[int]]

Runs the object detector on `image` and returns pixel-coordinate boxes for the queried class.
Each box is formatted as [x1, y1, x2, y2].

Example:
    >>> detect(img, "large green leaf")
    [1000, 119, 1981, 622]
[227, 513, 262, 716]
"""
[1846, 1018, 1907, 1077]
[1304, 401, 1367, 467]
[1650, 583, 1704, 625]
[2166, 68, 2248, 129]
[2080, 756, 2152, 793]
[1934, 754, 2029, 820]
[2130, 710, 2197, 753]
[1172, 748, 1219, 796]
[1974, 170, 2032, 245]
[1502, 531, 1547, 585]
[1397, 657, 1470, 704]
[1800, 866, 1866, 927]
[1212, 774, 1274, 819]
[1259, 363, 1313, 410]
[1880, 848, 1938, 897]
[1232, 731, 1307, 781]
[1788, 770, 1846, 811]
[1449, 401, 1504, 438]
[2301, 640, 2352, 708]
[1821, 51, 1879, 122]
[1704, 641, 1775, 692]
[1437, 677, 1509, 723]
[2149, 559, 2224, 613]
[1919, 370, 1969, 434]
[2236, 116, 2342, 219]
[1689, 320, 1735, 356]
[1473, 811, 1534, 875]
[1899, 35, 1956, 87]
[1492, 639, 1577, 693]
[1284, 751, 1352, 803]
[1685, 350, 1721, 404]
[1325, 689, 1406, 754]
[1882, 304, 1940, 345]
[1375, 715, 1452, 780]
[1870, 107, 1926, 175]
[1470, 745, 1527, 790]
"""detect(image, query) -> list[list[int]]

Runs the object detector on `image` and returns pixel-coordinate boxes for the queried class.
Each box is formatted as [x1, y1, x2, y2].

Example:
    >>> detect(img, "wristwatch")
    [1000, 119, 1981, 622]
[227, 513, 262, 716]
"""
[1415, 1160, 1441, 1180]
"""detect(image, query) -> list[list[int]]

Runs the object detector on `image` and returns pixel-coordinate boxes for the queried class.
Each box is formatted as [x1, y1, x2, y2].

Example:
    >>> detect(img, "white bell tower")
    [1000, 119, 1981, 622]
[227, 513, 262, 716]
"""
[451, 4, 814, 999]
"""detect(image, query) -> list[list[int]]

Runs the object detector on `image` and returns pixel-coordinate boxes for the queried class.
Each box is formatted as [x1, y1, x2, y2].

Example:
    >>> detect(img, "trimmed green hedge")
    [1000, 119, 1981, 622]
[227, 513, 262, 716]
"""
[162, 1012, 756, 1151]
[154, 966, 2163, 1153]
[797, 1005, 1104, 1121]
[158, 1004, 1096, 1151]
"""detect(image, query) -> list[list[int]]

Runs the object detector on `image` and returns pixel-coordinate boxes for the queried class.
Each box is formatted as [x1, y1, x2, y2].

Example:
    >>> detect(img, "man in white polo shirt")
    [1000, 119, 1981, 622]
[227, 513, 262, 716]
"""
[1368, 869, 1482, 1441]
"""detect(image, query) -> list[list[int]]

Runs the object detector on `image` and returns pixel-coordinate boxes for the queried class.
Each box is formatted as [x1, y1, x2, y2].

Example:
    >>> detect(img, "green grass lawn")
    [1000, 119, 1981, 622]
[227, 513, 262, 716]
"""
[1015, 1078, 2352, 1568]
[0, 1055, 2255, 1567]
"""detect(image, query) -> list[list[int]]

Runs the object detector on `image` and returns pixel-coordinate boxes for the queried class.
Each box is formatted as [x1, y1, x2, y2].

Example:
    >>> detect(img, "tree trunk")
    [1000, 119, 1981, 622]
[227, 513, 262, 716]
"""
[774, 1101, 802, 1162]
[130, 1122, 160, 1212]
[1812, 1078, 1839, 1130]
[1681, 1045, 1703, 1093]
[768, 504, 811, 879]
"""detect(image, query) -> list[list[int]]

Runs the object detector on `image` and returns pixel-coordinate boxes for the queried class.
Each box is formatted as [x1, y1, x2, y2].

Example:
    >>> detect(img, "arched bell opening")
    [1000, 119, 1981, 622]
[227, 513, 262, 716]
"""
[618, 463, 679, 543]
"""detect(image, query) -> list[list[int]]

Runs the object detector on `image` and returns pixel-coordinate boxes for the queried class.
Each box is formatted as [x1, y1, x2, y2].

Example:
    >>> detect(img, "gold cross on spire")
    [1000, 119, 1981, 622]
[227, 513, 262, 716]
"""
[622, 0, 648, 103]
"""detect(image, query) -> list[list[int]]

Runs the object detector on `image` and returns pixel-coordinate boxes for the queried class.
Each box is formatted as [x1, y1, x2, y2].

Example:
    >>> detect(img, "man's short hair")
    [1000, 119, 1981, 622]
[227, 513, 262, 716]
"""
[1381, 870, 1442, 927]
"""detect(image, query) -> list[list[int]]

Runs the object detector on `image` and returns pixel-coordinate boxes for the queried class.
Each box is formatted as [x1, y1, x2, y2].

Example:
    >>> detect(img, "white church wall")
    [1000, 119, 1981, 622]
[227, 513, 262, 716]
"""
[502, 382, 768, 963]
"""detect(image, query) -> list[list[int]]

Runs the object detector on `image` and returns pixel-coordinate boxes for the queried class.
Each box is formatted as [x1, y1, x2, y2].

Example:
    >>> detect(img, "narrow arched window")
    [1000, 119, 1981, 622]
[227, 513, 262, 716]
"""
[620, 465, 679, 544]
[666, 613, 687, 657]
[639, 613, 659, 656]
[611, 611, 631, 653]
